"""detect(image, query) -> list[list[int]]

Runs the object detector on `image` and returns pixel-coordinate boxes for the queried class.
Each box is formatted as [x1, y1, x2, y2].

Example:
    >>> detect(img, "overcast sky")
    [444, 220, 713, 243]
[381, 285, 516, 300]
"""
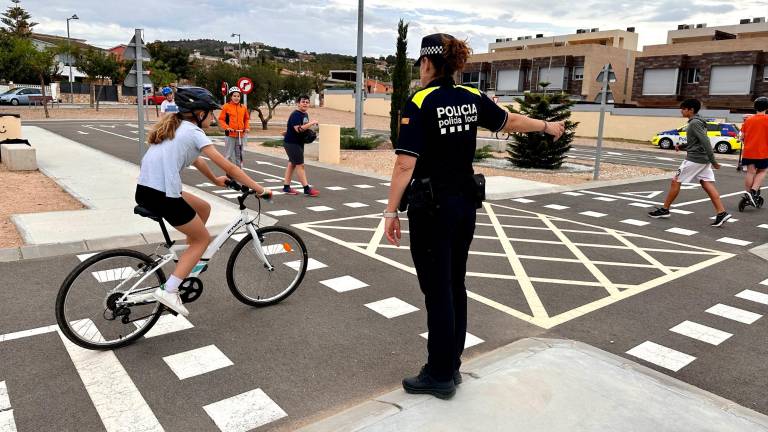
[21, 0, 765, 57]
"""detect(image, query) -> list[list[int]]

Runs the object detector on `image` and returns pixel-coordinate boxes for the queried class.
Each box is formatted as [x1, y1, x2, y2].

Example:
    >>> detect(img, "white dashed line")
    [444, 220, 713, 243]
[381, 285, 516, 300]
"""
[196, 183, 215, 187]
[420, 332, 484, 349]
[320, 275, 368, 293]
[511, 198, 534, 203]
[629, 202, 654, 208]
[376, 199, 389, 204]
[0, 381, 10, 410]
[266, 210, 296, 217]
[163, 345, 233, 380]
[579, 211, 607, 218]
[213, 190, 232, 194]
[592, 197, 616, 202]
[706, 304, 762, 324]
[365, 297, 419, 318]
[204, 388, 287, 432]
[353, 184, 374, 189]
[666, 227, 698, 236]
[669, 321, 732, 346]
[669, 209, 692, 215]
[562, 192, 583, 196]
[380, 182, 391, 186]
[285, 258, 326, 271]
[135, 315, 194, 338]
[0, 410, 16, 432]
[344, 202, 369, 208]
[758, 224, 768, 229]
[735, 290, 768, 306]
[620, 219, 649, 226]
[222, 193, 242, 199]
[716, 237, 752, 247]
[307, 206, 334, 212]
[326, 186, 347, 191]
[626, 341, 696, 372]
[543, 204, 569, 210]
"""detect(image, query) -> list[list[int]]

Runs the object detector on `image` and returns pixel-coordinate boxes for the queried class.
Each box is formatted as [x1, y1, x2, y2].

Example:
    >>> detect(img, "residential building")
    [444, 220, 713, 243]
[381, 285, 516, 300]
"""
[189, 50, 223, 65]
[30, 33, 103, 82]
[463, 28, 639, 103]
[365, 79, 392, 94]
[633, 18, 768, 110]
[109, 44, 127, 61]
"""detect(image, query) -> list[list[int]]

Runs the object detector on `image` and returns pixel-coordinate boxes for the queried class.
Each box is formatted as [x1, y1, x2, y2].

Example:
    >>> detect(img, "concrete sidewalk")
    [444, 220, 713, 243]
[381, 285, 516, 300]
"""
[1, 126, 275, 261]
[299, 338, 768, 432]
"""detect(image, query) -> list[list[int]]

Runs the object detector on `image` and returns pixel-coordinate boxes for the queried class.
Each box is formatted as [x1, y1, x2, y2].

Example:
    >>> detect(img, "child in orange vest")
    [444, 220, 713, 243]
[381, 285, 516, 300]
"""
[218, 87, 250, 167]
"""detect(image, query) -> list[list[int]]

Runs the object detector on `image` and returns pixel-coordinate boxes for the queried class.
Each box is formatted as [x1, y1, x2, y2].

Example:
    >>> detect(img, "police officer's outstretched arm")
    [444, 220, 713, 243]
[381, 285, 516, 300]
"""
[501, 107, 565, 140]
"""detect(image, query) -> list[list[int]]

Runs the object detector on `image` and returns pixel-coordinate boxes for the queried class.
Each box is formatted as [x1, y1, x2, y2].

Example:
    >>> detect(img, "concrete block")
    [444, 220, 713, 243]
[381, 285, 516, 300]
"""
[0, 247, 22, 262]
[0, 113, 22, 141]
[1, 143, 37, 171]
[318, 124, 340, 164]
[476, 137, 508, 152]
[85, 234, 147, 251]
[19, 241, 87, 260]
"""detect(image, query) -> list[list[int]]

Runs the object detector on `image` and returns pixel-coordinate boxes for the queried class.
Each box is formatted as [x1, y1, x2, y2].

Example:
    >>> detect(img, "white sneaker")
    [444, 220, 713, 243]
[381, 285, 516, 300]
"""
[152, 288, 189, 316]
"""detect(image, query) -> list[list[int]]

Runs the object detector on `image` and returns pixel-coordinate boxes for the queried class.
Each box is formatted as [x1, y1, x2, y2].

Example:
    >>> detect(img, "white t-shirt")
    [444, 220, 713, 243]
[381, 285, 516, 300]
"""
[160, 100, 178, 113]
[138, 120, 211, 197]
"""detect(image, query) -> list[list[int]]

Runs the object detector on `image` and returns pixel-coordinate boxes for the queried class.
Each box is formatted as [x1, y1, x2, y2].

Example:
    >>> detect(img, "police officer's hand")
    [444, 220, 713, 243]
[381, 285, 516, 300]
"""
[545, 121, 566, 141]
[385, 216, 401, 246]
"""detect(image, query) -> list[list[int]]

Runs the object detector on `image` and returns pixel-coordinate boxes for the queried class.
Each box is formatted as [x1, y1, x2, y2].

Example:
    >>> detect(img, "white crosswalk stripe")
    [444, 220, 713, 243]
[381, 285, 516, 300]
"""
[669, 321, 732, 346]
[706, 304, 762, 324]
[626, 341, 696, 372]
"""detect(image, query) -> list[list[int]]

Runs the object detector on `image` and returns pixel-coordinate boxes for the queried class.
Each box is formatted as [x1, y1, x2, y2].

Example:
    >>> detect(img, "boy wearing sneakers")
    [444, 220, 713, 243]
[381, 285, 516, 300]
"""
[739, 97, 768, 207]
[649, 99, 732, 227]
[282, 95, 319, 197]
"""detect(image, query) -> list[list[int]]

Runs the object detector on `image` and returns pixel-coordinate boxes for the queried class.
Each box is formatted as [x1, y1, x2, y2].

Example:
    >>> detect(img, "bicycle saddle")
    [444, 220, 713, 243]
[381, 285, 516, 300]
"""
[134, 205, 162, 221]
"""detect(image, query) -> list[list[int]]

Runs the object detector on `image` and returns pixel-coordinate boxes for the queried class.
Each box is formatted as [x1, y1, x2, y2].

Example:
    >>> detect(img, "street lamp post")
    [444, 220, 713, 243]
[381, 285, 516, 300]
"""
[354, 0, 364, 138]
[66, 14, 79, 104]
[231, 33, 241, 65]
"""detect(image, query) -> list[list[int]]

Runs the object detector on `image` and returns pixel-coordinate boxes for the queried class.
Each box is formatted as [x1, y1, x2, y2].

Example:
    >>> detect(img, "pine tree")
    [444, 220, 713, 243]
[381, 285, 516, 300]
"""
[506, 92, 578, 169]
[389, 19, 408, 145]
[1, 0, 37, 37]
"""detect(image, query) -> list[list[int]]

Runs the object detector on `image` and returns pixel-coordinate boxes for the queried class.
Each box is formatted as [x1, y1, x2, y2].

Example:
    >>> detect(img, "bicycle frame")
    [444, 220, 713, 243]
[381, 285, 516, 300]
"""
[112, 206, 271, 307]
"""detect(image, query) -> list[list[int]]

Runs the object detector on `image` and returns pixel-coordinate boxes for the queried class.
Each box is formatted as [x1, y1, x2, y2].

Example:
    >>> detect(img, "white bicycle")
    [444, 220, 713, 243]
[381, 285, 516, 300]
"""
[55, 180, 308, 350]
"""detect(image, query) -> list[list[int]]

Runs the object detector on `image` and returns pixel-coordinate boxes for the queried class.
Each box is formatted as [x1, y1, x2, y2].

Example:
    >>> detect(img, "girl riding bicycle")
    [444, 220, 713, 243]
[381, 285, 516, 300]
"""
[136, 86, 272, 316]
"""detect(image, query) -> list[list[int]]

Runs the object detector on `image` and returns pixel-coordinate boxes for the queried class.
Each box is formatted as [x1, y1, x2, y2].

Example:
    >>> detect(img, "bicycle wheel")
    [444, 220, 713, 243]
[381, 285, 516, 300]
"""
[226, 226, 308, 307]
[55, 249, 166, 350]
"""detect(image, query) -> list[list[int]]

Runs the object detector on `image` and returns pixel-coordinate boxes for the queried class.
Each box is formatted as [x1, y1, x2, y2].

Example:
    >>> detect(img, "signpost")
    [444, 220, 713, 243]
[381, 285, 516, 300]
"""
[237, 76, 253, 106]
[221, 81, 229, 105]
[124, 30, 152, 159]
[593, 63, 616, 180]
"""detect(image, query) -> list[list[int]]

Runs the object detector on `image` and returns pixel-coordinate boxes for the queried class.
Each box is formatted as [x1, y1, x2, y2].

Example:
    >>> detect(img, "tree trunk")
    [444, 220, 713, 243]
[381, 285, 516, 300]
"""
[95, 81, 102, 111]
[254, 107, 269, 130]
[39, 74, 50, 119]
[89, 82, 95, 108]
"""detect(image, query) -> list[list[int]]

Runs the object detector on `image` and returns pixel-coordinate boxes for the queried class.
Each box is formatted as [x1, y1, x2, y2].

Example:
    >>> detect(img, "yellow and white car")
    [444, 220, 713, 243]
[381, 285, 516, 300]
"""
[650, 121, 741, 154]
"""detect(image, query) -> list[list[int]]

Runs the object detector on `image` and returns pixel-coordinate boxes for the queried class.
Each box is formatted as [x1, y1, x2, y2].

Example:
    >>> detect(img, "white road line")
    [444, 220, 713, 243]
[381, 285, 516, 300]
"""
[222, 193, 241, 199]
[675, 190, 753, 207]
[0, 325, 58, 343]
[266, 210, 296, 217]
[163, 345, 233, 380]
[326, 186, 347, 191]
[735, 290, 768, 306]
[91, 267, 136, 283]
[320, 275, 368, 293]
[670, 321, 732, 346]
[716, 237, 752, 247]
[579, 211, 607, 218]
[376, 199, 389, 204]
[706, 304, 762, 324]
[592, 197, 616, 202]
[380, 182, 391, 186]
[353, 184, 374, 189]
[606, 151, 623, 155]
[0, 410, 17, 432]
[82, 125, 138, 141]
[366, 218, 386, 254]
[344, 202, 369, 208]
[420, 332, 484, 349]
[629, 202, 654, 208]
[307, 206, 334, 212]
[562, 192, 583, 196]
[203, 388, 287, 432]
[511, 198, 535, 203]
[582, 190, 662, 206]
[285, 258, 326, 271]
[77, 253, 98, 262]
[620, 219, 649, 226]
[666, 227, 698, 236]
[365, 297, 419, 318]
[57, 321, 164, 431]
[626, 341, 696, 372]
[543, 204, 569, 210]
[213, 190, 232, 194]
[0, 381, 9, 411]
[758, 224, 768, 229]
[77, 130, 89, 135]
[134, 314, 194, 338]
[669, 209, 693, 215]
[196, 182, 215, 187]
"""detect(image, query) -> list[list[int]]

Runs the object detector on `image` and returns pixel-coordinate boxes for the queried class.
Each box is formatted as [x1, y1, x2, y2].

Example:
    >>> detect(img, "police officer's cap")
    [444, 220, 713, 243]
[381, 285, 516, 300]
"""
[414, 33, 456, 66]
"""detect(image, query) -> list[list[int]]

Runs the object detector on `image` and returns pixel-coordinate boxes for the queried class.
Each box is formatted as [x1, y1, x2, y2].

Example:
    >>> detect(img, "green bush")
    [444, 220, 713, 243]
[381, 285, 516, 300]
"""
[340, 127, 356, 136]
[340, 134, 384, 150]
[261, 140, 284, 147]
[474, 145, 493, 161]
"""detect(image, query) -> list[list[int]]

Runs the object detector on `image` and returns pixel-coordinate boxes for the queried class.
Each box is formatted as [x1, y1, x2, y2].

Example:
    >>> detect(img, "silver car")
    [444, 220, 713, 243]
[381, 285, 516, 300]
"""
[0, 87, 43, 105]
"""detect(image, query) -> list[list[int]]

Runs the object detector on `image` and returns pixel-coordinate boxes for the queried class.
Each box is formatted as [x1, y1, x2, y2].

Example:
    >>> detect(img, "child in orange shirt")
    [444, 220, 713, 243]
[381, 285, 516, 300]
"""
[218, 87, 250, 167]
[740, 97, 768, 208]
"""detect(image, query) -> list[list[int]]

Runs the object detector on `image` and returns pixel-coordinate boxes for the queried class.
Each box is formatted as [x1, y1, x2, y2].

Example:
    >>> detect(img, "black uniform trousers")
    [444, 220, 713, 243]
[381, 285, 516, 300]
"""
[407, 194, 477, 381]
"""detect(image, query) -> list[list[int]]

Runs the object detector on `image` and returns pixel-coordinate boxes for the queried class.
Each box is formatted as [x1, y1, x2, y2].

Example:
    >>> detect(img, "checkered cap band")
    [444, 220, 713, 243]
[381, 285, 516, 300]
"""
[420, 45, 443, 57]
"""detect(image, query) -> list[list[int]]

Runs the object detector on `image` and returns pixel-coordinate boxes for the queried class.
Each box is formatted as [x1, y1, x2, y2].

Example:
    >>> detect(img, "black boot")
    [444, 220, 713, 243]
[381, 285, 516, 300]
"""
[454, 369, 462, 385]
[402, 366, 456, 399]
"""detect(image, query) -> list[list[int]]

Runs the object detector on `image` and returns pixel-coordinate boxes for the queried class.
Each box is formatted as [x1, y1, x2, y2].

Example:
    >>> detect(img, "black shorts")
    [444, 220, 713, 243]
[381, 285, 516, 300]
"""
[135, 185, 196, 227]
[741, 158, 768, 170]
[283, 141, 304, 165]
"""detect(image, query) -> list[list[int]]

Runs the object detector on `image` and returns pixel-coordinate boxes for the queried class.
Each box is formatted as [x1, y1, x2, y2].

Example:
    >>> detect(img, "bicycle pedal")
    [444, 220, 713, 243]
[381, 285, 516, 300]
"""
[165, 309, 179, 317]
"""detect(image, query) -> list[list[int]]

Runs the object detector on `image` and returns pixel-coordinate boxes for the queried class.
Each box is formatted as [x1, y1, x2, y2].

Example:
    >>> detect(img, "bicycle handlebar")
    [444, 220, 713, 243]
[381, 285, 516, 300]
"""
[224, 179, 273, 202]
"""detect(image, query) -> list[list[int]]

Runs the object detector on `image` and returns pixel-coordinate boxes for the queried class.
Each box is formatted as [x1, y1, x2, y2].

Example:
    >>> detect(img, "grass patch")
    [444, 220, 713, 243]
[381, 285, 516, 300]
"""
[340, 134, 385, 150]
[261, 139, 284, 147]
[474, 145, 494, 161]
[340, 127, 357, 136]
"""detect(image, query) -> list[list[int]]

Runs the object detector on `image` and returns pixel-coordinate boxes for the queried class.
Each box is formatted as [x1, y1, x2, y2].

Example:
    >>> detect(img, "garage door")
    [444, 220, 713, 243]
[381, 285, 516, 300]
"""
[496, 70, 521, 91]
[642, 68, 679, 95]
[539, 67, 565, 90]
[709, 65, 755, 95]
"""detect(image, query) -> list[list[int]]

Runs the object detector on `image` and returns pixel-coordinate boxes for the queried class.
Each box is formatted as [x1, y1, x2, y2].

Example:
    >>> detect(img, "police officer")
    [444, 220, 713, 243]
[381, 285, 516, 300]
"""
[384, 33, 564, 399]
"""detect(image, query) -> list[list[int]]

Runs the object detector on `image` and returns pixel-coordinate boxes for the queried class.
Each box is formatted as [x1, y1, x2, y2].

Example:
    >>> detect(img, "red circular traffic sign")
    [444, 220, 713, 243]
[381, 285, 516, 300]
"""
[237, 77, 254, 94]
[221, 81, 228, 96]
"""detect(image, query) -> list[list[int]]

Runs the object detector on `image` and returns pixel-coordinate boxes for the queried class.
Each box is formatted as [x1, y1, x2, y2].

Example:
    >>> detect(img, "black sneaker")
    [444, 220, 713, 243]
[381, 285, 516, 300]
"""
[711, 211, 732, 227]
[746, 192, 757, 207]
[648, 207, 671, 218]
[454, 370, 462, 385]
[402, 366, 456, 399]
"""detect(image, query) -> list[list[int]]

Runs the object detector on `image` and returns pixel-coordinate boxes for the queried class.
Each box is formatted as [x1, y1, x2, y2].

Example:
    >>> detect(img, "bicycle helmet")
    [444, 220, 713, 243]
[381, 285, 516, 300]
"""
[755, 97, 768, 112]
[175, 87, 221, 113]
[161, 86, 173, 96]
[228, 86, 242, 95]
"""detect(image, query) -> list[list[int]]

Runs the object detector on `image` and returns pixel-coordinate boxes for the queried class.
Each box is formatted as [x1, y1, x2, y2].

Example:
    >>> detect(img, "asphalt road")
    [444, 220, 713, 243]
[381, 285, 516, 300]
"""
[1, 120, 766, 430]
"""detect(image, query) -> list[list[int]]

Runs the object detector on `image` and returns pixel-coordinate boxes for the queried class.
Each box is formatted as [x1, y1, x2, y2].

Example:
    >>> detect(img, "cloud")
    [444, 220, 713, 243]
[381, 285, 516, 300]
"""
[16, 0, 765, 57]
